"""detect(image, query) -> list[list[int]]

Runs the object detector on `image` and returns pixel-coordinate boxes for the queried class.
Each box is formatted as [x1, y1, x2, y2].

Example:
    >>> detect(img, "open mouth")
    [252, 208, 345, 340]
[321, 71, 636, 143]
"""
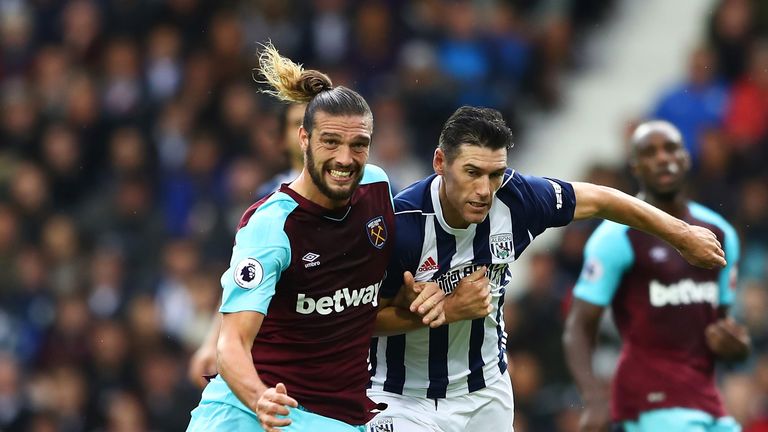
[468, 201, 488, 209]
[328, 168, 354, 183]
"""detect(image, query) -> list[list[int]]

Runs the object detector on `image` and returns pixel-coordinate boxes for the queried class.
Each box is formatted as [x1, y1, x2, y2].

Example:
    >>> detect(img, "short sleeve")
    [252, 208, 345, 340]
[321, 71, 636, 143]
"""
[362, 164, 395, 209]
[380, 256, 406, 299]
[518, 175, 576, 236]
[573, 221, 634, 307]
[718, 223, 740, 306]
[219, 199, 293, 315]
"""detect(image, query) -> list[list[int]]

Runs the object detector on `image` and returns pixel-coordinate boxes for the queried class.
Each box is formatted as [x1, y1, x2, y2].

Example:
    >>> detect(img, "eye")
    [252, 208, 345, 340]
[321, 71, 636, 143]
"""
[490, 172, 504, 179]
[352, 142, 370, 153]
[466, 170, 478, 177]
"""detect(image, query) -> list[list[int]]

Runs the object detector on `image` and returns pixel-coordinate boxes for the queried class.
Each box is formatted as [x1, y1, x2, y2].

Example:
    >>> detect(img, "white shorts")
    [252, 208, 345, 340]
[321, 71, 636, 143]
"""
[366, 373, 514, 432]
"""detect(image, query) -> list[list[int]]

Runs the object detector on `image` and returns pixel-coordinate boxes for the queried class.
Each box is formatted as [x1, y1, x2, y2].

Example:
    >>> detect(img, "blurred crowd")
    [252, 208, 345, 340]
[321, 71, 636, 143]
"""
[504, 0, 768, 431]
[0, 0, 765, 431]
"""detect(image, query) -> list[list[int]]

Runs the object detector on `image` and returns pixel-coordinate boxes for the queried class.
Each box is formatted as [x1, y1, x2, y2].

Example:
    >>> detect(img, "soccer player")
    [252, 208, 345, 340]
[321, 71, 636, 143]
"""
[186, 44, 396, 432]
[366, 109, 727, 432]
[187, 102, 307, 389]
[563, 120, 749, 432]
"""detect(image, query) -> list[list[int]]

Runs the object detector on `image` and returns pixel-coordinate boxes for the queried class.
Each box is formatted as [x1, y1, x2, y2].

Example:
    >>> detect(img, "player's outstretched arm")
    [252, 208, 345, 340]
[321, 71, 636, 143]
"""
[563, 299, 611, 432]
[571, 182, 726, 269]
[188, 310, 221, 388]
[218, 311, 298, 430]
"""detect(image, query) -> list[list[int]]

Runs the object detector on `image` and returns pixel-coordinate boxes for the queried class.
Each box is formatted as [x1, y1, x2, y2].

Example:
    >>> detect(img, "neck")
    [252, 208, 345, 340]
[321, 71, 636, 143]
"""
[639, 189, 688, 218]
[289, 170, 348, 209]
[438, 180, 470, 229]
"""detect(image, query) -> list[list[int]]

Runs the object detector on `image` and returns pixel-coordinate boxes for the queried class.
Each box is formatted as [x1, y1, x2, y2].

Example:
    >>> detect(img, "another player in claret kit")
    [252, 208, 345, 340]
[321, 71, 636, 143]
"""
[367, 108, 727, 432]
[564, 120, 750, 432]
[186, 43, 396, 432]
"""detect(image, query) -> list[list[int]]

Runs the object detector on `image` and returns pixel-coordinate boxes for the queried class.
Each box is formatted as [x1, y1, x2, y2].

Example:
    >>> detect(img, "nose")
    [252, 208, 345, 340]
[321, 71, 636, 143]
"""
[655, 148, 675, 165]
[334, 144, 354, 166]
[476, 176, 491, 200]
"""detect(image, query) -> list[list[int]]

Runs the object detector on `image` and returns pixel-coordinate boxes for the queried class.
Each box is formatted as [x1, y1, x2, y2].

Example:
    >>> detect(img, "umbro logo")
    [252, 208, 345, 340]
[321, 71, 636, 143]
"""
[418, 257, 438, 273]
[303, 252, 320, 268]
[649, 246, 668, 262]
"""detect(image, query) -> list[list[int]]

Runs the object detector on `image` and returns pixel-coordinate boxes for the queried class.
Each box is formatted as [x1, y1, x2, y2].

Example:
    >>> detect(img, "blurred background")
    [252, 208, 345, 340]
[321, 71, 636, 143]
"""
[0, 0, 766, 430]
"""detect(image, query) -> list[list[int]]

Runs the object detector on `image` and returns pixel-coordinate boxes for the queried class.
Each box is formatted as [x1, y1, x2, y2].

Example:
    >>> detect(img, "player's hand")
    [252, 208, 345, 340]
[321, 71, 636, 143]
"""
[705, 317, 751, 361]
[256, 383, 298, 432]
[443, 267, 492, 323]
[578, 395, 611, 432]
[675, 225, 726, 269]
[420, 297, 447, 328]
[188, 342, 218, 388]
[406, 272, 445, 317]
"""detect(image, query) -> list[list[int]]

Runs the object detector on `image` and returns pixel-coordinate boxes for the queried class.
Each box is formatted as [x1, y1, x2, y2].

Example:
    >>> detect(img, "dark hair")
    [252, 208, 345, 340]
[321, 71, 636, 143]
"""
[258, 43, 372, 135]
[438, 106, 513, 162]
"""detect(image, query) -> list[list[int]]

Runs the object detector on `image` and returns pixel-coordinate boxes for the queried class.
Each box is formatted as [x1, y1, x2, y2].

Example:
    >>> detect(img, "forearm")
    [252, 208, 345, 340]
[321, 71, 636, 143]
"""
[373, 306, 426, 336]
[574, 183, 688, 246]
[217, 335, 268, 411]
[563, 319, 604, 399]
[203, 311, 222, 350]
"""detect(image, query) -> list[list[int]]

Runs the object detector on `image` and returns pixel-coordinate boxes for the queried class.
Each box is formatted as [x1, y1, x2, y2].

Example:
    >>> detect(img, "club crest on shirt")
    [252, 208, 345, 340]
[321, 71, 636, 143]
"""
[368, 417, 395, 432]
[366, 216, 388, 249]
[233, 258, 263, 289]
[490, 233, 513, 260]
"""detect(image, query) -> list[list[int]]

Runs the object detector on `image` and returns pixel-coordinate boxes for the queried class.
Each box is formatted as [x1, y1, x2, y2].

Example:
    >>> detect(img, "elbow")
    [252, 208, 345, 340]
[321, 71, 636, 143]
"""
[573, 183, 617, 220]
[215, 334, 243, 379]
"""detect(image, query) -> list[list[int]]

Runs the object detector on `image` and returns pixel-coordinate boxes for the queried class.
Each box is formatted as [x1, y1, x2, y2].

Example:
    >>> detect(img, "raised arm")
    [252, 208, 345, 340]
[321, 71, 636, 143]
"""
[572, 182, 725, 269]
[218, 311, 297, 430]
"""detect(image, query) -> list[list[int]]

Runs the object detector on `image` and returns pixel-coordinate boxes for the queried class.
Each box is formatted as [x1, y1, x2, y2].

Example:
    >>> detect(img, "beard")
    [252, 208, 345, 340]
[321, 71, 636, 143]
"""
[305, 144, 364, 203]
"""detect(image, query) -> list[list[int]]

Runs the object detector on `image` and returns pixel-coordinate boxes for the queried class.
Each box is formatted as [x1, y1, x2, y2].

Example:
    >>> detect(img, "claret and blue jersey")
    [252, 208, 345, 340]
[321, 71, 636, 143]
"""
[370, 169, 576, 399]
[573, 202, 740, 421]
[200, 164, 395, 426]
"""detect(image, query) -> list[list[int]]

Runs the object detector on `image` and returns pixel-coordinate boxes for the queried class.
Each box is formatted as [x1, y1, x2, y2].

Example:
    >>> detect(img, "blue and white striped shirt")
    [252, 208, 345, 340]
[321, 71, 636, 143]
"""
[369, 169, 576, 398]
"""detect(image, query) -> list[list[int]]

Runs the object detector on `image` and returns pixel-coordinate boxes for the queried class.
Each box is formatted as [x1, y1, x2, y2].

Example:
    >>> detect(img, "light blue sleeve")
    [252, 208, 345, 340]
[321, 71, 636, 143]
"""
[689, 203, 740, 307]
[219, 195, 295, 315]
[361, 164, 394, 208]
[573, 221, 634, 306]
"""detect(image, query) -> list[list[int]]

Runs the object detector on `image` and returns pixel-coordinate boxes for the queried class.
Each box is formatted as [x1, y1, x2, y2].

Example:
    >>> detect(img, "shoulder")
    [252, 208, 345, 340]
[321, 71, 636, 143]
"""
[393, 174, 436, 213]
[502, 170, 567, 194]
[360, 164, 390, 186]
[688, 201, 739, 258]
[586, 220, 631, 250]
[236, 192, 298, 247]
[688, 202, 736, 236]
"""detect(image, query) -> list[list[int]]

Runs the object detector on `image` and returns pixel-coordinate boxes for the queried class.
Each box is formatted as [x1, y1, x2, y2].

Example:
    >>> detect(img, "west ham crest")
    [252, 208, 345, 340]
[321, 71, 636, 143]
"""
[366, 216, 388, 249]
[490, 233, 513, 260]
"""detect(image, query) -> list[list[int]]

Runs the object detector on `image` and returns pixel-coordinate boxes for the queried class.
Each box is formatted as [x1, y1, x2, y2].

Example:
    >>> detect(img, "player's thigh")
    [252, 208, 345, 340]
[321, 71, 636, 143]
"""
[187, 401, 260, 431]
[288, 407, 365, 432]
[366, 390, 442, 432]
[188, 402, 362, 432]
[462, 373, 515, 432]
[626, 407, 730, 432]
[712, 416, 741, 432]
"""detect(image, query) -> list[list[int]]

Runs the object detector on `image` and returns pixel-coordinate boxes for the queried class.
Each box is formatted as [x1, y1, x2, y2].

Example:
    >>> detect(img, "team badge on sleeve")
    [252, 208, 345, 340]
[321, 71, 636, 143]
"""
[366, 216, 388, 249]
[234, 258, 263, 289]
[581, 257, 603, 282]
